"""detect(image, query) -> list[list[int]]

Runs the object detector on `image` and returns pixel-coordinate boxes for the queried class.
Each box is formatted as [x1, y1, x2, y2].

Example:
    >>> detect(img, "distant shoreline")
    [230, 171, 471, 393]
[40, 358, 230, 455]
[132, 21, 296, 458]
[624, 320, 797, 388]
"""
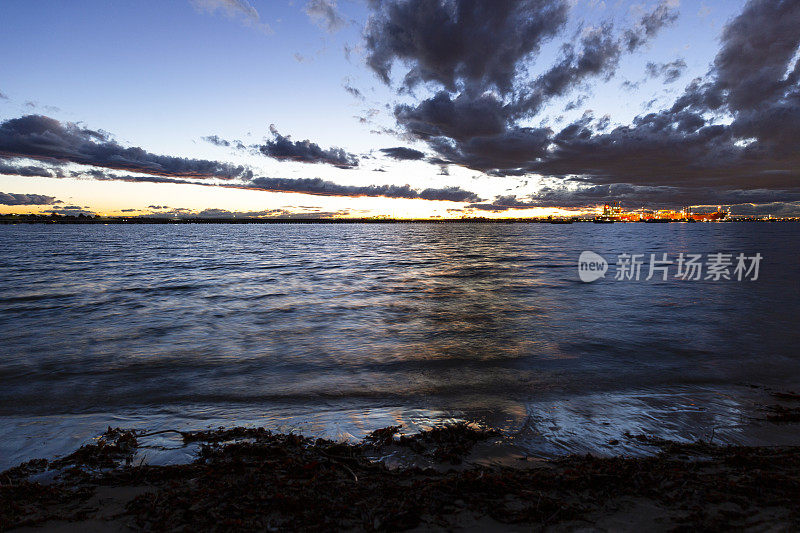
[1, 215, 797, 224]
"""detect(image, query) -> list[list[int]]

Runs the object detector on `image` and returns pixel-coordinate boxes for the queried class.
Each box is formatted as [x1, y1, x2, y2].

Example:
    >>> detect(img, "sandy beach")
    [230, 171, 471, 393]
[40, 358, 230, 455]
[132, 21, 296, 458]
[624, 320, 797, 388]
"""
[3, 421, 800, 532]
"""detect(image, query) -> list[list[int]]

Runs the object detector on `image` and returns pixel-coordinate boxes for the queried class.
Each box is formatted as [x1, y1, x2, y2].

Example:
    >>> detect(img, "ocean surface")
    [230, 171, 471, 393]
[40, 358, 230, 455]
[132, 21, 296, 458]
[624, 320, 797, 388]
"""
[1, 222, 799, 469]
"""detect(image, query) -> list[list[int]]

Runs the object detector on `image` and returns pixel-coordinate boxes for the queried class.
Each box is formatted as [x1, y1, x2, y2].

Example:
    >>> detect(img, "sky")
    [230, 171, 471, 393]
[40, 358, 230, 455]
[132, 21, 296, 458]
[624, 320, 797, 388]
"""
[0, 0, 798, 218]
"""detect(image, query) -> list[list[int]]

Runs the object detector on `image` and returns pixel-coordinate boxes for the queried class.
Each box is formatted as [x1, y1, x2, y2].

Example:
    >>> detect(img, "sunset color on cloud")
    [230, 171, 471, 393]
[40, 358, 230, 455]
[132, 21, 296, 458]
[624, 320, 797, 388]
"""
[1, 0, 798, 218]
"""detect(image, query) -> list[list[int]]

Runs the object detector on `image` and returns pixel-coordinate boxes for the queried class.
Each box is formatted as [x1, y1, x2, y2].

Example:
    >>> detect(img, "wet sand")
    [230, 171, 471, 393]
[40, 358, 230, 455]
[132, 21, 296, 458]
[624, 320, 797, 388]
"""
[3, 423, 800, 532]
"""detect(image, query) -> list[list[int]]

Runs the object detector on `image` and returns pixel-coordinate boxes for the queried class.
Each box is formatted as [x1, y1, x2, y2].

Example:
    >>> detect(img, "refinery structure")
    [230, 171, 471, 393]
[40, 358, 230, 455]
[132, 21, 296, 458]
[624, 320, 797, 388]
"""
[592, 202, 729, 223]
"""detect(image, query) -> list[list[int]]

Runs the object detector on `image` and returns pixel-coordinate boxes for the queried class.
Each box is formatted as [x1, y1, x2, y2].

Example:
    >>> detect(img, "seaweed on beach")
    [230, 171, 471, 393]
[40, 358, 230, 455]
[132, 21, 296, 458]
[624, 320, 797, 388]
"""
[3, 424, 800, 531]
[365, 422, 500, 464]
[0, 465, 96, 532]
[121, 435, 800, 531]
[363, 424, 401, 446]
[49, 427, 139, 469]
[0, 481, 86, 530]
[0, 459, 49, 484]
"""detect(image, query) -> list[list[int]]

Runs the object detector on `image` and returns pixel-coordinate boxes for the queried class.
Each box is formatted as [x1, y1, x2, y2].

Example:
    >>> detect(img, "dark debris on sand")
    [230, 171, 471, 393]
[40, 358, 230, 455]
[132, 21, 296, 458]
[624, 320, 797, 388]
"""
[364, 422, 500, 464]
[2, 424, 800, 531]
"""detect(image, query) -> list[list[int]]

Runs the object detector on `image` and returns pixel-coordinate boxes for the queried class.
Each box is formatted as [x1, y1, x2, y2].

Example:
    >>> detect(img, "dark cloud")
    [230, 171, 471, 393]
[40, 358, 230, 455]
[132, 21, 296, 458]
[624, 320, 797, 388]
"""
[379, 147, 426, 160]
[257, 125, 359, 168]
[467, 184, 800, 211]
[395, 91, 508, 141]
[467, 194, 540, 211]
[365, 0, 569, 93]
[69, 168, 212, 186]
[202, 135, 246, 150]
[728, 201, 800, 217]
[386, 2, 681, 174]
[343, 82, 365, 100]
[527, 0, 800, 192]
[7, 157, 483, 203]
[43, 207, 96, 216]
[202, 135, 230, 147]
[0, 191, 58, 205]
[533, 184, 800, 209]
[354, 108, 380, 124]
[305, 0, 346, 32]
[527, 109, 798, 192]
[418, 186, 477, 201]
[621, 79, 640, 91]
[381, 0, 800, 206]
[428, 125, 551, 174]
[564, 95, 588, 111]
[0, 115, 253, 180]
[706, 0, 800, 113]
[147, 205, 169, 210]
[369, 126, 400, 136]
[623, 2, 680, 52]
[386, 1, 678, 127]
[245, 176, 480, 202]
[512, 23, 625, 117]
[645, 59, 687, 83]
[669, 0, 800, 116]
[185, 208, 351, 219]
[0, 160, 59, 177]
[196, 208, 262, 218]
[0, 90, 8, 100]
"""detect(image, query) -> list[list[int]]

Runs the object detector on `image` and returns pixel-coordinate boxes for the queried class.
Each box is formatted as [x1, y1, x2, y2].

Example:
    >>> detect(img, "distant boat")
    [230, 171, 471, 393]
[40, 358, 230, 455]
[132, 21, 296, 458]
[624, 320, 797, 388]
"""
[593, 217, 614, 224]
[644, 218, 671, 223]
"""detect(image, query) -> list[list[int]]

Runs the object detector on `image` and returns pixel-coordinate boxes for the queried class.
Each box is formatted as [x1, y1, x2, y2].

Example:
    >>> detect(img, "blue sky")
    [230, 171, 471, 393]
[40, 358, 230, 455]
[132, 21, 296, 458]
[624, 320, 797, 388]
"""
[1, 0, 798, 217]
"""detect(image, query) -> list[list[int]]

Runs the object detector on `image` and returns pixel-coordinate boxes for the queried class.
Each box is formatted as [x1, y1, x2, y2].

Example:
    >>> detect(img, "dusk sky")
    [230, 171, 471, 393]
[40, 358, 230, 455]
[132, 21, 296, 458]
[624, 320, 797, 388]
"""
[1, 0, 798, 218]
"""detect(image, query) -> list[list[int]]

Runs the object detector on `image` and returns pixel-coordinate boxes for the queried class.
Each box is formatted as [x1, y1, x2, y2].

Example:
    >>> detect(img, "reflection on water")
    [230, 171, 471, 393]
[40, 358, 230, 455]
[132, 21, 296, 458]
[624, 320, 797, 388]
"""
[0, 222, 799, 468]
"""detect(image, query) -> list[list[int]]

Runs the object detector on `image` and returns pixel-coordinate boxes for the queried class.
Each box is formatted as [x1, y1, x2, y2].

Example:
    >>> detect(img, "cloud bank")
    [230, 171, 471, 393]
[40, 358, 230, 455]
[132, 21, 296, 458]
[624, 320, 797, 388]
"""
[244, 176, 480, 202]
[0, 115, 253, 180]
[0, 115, 481, 203]
[379, 147, 426, 160]
[0, 191, 58, 205]
[365, 0, 800, 206]
[257, 125, 359, 168]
